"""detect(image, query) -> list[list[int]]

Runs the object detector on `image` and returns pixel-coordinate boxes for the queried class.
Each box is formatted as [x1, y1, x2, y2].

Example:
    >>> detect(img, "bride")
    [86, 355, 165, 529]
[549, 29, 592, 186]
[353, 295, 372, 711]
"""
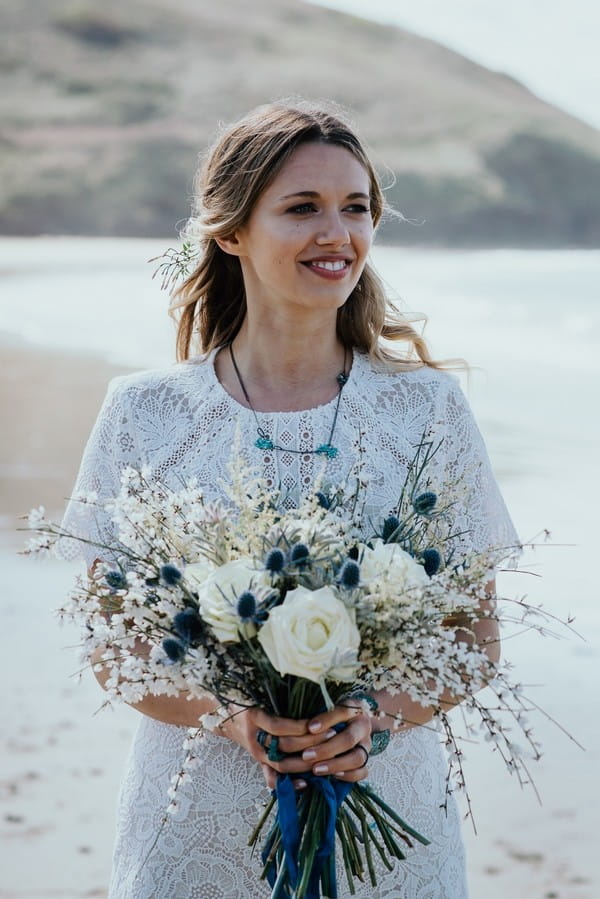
[62, 100, 518, 897]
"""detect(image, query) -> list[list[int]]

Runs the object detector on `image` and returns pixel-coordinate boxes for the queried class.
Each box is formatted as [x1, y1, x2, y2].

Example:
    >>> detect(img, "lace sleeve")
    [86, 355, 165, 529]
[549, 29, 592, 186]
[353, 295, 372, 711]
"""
[57, 376, 140, 569]
[435, 376, 521, 567]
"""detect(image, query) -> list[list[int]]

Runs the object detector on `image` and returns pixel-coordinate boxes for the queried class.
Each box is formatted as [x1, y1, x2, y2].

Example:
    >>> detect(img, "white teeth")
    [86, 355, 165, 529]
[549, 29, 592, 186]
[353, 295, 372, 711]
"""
[311, 260, 346, 271]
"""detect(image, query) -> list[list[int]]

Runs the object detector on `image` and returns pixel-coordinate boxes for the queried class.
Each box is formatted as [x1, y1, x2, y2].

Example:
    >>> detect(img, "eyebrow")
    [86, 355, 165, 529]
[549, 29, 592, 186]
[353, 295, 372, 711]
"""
[278, 190, 370, 201]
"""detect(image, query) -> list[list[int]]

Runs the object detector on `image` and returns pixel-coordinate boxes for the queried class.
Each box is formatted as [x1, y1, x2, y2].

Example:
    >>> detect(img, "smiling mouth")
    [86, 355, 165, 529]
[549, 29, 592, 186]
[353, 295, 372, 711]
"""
[302, 259, 351, 272]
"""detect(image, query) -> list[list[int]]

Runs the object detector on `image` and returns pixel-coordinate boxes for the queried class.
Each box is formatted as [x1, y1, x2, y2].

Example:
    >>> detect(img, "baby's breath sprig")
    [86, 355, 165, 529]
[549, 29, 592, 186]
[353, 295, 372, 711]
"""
[23, 442, 579, 898]
[149, 241, 199, 292]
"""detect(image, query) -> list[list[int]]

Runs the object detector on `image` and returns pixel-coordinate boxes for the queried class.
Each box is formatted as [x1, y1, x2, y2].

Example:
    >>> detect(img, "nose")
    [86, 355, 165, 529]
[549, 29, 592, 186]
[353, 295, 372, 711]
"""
[315, 210, 350, 246]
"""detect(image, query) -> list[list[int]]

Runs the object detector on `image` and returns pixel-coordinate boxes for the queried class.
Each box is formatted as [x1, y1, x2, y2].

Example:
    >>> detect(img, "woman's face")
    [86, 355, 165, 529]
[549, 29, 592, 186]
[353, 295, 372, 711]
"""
[224, 141, 374, 321]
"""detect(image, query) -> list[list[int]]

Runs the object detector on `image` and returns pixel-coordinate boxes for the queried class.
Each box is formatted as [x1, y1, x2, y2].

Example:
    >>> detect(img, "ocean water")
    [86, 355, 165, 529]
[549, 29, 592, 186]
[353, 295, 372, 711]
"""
[1, 237, 598, 895]
[2, 235, 597, 610]
[1, 237, 598, 461]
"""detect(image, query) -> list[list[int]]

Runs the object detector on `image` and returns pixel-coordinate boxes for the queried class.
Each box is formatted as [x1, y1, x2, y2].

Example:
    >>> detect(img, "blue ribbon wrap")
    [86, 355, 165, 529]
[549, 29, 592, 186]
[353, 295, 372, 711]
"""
[262, 773, 354, 899]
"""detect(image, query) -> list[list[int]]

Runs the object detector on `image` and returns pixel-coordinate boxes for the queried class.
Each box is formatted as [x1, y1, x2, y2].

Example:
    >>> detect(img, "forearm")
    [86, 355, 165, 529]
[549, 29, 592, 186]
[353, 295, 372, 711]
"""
[370, 593, 501, 732]
[90, 644, 223, 730]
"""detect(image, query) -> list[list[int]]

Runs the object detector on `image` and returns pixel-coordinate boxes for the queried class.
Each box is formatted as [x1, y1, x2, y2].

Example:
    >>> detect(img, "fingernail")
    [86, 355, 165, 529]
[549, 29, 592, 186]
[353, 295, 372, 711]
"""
[294, 779, 307, 790]
[324, 729, 337, 740]
[309, 721, 322, 733]
[314, 763, 328, 774]
[302, 749, 317, 761]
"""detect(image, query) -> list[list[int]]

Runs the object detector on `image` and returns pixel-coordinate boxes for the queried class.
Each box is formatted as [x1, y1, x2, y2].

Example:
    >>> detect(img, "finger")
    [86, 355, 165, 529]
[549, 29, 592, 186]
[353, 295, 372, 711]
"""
[301, 718, 371, 764]
[251, 708, 309, 737]
[260, 762, 308, 793]
[277, 729, 338, 754]
[264, 754, 313, 775]
[333, 765, 369, 783]
[307, 705, 366, 734]
[310, 744, 371, 777]
[261, 763, 276, 790]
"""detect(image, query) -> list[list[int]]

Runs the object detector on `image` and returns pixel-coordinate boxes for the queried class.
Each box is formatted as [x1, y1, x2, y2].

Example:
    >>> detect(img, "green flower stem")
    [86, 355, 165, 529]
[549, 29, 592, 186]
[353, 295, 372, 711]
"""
[352, 795, 405, 863]
[356, 804, 377, 885]
[372, 819, 405, 865]
[259, 827, 282, 881]
[338, 808, 363, 877]
[337, 809, 364, 884]
[345, 794, 395, 872]
[320, 850, 335, 898]
[270, 854, 292, 899]
[361, 816, 394, 885]
[296, 792, 323, 899]
[347, 794, 406, 863]
[247, 795, 276, 848]
[360, 785, 430, 846]
[335, 820, 357, 894]
[376, 816, 414, 849]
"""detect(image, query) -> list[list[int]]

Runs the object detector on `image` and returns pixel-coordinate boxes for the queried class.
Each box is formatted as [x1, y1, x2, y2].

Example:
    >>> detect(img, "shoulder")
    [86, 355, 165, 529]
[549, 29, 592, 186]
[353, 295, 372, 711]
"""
[103, 356, 214, 405]
[352, 351, 462, 407]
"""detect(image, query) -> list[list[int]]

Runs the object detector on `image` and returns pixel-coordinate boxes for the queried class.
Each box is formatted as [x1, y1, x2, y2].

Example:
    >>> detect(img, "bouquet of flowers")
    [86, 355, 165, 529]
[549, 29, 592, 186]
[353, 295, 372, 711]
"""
[24, 443, 561, 898]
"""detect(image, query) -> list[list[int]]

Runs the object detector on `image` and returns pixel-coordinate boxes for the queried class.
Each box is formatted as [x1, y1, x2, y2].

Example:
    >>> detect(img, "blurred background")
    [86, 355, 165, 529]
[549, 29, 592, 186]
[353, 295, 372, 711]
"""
[1, 1, 598, 896]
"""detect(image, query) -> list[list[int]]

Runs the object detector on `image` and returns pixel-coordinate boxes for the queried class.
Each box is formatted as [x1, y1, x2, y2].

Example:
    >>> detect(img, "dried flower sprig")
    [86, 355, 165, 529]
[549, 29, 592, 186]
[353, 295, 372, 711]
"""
[22, 448, 578, 897]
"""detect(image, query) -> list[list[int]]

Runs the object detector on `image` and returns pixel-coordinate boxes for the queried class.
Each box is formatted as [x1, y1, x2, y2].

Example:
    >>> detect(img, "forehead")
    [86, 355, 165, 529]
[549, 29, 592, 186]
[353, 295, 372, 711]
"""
[266, 142, 370, 197]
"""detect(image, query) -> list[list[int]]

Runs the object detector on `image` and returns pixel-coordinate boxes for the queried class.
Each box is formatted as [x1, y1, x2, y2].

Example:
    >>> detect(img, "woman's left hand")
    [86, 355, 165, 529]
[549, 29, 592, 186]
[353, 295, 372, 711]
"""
[299, 703, 372, 783]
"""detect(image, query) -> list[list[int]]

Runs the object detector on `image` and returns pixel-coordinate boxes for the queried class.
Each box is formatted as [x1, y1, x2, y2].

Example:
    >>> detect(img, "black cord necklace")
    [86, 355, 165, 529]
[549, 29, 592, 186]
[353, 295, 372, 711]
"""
[228, 344, 348, 459]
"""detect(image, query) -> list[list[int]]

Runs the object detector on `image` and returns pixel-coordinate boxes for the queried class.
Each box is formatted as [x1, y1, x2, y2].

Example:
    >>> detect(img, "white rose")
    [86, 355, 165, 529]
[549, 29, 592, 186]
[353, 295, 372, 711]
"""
[189, 558, 269, 643]
[358, 540, 429, 589]
[258, 585, 360, 683]
[184, 557, 216, 585]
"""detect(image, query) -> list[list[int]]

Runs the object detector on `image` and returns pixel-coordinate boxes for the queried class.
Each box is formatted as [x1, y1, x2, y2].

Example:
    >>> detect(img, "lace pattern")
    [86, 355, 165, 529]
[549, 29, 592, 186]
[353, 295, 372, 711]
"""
[109, 719, 467, 898]
[62, 349, 519, 897]
[60, 349, 518, 569]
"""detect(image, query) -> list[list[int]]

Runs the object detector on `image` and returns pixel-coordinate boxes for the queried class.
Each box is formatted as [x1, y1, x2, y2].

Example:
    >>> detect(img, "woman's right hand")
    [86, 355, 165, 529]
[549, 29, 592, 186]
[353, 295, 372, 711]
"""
[218, 706, 337, 789]
[219, 706, 370, 790]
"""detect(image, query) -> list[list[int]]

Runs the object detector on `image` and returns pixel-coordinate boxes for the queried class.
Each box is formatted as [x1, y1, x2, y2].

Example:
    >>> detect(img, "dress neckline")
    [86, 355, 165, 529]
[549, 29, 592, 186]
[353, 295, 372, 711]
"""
[206, 346, 358, 416]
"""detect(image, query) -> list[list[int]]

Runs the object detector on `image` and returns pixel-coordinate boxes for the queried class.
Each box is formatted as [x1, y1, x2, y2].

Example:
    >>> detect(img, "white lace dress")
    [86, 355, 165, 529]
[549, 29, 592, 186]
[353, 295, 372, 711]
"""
[62, 348, 519, 899]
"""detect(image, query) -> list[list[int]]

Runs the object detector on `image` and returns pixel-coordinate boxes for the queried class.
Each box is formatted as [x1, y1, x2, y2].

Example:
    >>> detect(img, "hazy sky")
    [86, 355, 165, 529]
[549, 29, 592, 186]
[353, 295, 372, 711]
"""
[309, 0, 600, 130]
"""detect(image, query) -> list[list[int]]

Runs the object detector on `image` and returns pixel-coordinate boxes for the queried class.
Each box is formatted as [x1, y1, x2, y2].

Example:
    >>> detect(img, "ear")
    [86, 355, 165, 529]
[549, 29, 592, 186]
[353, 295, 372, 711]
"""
[215, 233, 245, 257]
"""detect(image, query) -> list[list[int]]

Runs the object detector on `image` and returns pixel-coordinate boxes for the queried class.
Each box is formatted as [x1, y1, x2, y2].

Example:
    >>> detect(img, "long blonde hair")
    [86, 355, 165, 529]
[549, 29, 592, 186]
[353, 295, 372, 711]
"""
[171, 100, 445, 370]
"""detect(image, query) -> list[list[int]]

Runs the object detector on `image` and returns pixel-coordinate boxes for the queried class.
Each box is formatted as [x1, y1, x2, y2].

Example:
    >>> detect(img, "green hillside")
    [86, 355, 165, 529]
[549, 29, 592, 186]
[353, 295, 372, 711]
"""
[1, 0, 599, 245]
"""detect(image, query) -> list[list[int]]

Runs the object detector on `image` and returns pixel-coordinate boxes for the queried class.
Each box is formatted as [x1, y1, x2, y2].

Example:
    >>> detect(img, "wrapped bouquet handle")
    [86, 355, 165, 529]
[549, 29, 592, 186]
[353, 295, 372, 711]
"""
[263, 773, 353, 899]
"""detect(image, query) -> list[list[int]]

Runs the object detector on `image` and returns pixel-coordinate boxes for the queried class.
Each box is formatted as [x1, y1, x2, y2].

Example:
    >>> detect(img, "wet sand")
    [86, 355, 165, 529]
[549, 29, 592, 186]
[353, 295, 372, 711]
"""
[1, 336, 598, 898]
[0, 334, 133, 543]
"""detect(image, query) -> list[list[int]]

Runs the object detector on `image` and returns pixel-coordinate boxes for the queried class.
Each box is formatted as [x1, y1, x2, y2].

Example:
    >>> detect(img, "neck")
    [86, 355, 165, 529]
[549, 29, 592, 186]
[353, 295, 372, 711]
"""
[234, 320, 344, 386]
[217, 317, 348, 413]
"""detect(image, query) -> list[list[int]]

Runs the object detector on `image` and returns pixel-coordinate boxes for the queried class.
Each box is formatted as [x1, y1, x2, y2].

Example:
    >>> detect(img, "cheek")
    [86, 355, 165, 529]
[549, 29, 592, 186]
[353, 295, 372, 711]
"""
[358, 226, 374, 251]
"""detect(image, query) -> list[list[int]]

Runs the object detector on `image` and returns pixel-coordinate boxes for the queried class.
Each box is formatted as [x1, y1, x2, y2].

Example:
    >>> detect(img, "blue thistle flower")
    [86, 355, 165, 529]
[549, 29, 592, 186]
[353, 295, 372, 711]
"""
[104, 570, 126, 592]
[348, 545, 359, 561]
[338, 559, 360, 589]
[160, 564, 182, 586]
[422, 548, 442, 577]
[162, 637, 186, 663]
[173, 608, 203, 644]
[382, 515, 401, 542]
[264, 548, 285, 573]
[236, 591, 257, 621]
[290, 543, 310, 565]
[315, 491, 331, 509]
[413, 491, 437, 515]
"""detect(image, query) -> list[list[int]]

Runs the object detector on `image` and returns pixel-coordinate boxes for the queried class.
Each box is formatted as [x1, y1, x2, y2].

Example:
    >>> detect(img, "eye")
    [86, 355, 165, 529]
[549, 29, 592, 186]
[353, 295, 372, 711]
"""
[344, 203, 370, 214]
[287, 202, 317, 214]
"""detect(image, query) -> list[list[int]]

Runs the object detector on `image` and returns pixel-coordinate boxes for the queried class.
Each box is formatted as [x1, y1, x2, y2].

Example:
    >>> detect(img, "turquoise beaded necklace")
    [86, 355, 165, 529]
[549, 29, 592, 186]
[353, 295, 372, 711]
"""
[228, 343, 348, 459]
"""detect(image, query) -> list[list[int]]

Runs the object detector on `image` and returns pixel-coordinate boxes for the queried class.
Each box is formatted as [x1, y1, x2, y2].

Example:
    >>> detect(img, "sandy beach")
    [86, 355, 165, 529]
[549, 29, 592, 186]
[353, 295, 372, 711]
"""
[1, 331, 598, 898]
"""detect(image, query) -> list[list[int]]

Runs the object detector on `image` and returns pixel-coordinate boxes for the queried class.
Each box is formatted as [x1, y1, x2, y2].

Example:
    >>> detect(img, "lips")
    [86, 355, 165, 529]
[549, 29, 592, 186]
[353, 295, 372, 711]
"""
[300, 256, 353, 275]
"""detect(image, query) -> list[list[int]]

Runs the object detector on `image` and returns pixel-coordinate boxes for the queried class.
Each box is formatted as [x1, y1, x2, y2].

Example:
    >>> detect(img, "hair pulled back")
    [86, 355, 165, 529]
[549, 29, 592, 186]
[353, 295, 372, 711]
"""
[171, 100, 441, 369]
